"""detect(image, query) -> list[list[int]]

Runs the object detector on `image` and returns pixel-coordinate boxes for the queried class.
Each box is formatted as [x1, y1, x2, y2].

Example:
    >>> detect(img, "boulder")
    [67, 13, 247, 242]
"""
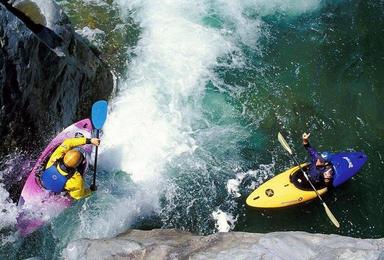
[63, 229, 384, 260]
[0, 0, 113, 154]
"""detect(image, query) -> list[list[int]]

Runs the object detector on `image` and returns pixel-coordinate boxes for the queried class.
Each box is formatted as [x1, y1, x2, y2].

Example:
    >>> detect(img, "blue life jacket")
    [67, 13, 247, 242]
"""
[41, 162, 76, 193]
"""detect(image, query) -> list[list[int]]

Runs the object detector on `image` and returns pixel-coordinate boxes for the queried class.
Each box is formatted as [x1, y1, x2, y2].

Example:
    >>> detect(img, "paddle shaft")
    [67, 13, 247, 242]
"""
[92, 129, 100, 188]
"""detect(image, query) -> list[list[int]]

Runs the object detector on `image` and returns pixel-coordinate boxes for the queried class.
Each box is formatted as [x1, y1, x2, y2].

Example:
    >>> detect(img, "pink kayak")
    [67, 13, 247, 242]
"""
[17, 119, 93, 236]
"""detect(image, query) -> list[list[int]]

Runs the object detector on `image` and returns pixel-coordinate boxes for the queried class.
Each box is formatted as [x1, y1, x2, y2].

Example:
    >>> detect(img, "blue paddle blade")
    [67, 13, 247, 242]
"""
[91, 100, 108, 129]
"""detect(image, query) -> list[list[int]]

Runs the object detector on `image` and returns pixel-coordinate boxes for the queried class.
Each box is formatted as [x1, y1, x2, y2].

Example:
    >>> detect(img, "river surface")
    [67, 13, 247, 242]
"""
[0, 0, 383, 258]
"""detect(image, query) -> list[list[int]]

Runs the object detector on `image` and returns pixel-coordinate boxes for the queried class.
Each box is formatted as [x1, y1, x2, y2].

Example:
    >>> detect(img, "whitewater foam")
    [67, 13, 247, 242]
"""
[0, 185, 17, 230]
[101, 0, 235, 182]
[95, 0, 321, 237]
[76, 27, 106, 48]
[226, 172, 246, 198]
[0, 153, 31, 233]
[212, 209, 237, 232]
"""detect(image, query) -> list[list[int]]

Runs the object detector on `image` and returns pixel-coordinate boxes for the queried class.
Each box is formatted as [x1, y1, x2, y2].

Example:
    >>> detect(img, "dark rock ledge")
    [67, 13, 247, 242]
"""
[0, 0, 113, 155]
[63, 229, 384, 260]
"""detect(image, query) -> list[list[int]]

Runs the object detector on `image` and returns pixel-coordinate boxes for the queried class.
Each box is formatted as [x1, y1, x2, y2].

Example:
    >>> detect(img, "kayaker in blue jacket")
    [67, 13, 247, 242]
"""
[302, 132, 333, 186]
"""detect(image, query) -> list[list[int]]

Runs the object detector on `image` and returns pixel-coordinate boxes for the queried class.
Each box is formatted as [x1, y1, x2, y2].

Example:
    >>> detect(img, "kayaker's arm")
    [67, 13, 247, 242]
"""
[46, 137, 100, 168]
[302, 132, 310, 145]
[302, 133, 323, 163]
[65, 172, 92, 200]
[302, 132, 327, 183]
[304, 142, 319, 162]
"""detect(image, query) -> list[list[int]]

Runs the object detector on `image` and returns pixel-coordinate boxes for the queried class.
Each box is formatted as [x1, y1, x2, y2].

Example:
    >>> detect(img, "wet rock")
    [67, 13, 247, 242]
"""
[63, 229, 384, 260]
[0, 0, 113, 154]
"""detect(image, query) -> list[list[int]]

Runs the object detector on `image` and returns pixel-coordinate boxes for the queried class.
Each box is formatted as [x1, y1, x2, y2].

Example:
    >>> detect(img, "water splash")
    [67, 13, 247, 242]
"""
[0, 152, 32, 231]
[96, 0, 322, 236]
[212, 209, 237, 232]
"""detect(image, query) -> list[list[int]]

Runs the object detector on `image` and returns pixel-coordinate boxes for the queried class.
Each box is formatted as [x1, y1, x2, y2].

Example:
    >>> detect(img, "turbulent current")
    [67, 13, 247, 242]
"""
[1, 0, 384, 258]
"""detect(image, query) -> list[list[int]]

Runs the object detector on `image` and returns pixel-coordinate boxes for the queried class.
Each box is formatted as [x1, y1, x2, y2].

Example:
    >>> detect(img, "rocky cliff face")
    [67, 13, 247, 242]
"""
[63, 229, 384, 260]
[0, 0, 113, 154]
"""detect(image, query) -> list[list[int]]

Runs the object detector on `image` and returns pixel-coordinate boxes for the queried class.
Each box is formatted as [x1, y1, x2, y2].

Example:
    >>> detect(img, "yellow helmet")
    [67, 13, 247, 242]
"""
[63, 150, 82, 168]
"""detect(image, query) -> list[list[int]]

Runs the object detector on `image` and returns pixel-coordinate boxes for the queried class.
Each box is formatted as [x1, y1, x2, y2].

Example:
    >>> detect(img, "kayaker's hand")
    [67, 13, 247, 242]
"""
[302, 132, 310, 144]
[91, 138, 100, 146]
[90, 184, 97, 191]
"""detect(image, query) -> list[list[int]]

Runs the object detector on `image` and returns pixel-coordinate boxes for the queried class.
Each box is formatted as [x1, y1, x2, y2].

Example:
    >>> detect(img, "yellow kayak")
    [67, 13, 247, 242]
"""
[246, 163, 328, 208]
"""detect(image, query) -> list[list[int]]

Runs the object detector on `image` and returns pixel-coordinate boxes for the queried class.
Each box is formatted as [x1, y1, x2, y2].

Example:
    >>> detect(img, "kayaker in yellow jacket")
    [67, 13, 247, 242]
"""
[41, 137, 100, 200]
